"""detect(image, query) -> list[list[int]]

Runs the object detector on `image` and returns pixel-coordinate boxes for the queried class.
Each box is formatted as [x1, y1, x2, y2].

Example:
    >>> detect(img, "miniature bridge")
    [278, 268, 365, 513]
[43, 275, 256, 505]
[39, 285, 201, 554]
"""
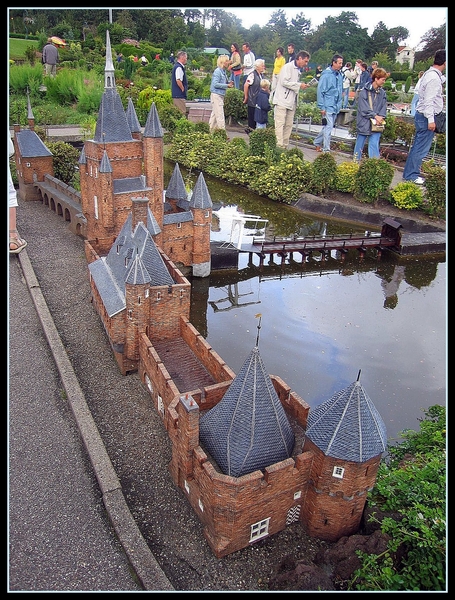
[239, 218, 403, 267]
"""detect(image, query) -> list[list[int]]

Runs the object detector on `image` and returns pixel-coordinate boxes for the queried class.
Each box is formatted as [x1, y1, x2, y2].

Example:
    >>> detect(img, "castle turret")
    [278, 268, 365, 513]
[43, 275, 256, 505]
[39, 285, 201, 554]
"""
[301, 373, 387, 542]
[189, 173, 212, 277]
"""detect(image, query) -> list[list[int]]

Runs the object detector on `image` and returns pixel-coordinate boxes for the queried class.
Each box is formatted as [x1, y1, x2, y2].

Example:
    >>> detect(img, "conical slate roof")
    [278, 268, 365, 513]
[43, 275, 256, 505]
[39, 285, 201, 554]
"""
[189, 172, 212, 209]
[199, 346, 295, 478]
[305, 378, 387, 463]
[165, 162, 189, 206]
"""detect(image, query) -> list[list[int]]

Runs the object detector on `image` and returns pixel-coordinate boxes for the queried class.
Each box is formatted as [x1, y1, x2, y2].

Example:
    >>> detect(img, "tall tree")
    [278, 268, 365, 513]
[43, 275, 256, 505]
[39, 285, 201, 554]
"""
[415, 23, 446, 62]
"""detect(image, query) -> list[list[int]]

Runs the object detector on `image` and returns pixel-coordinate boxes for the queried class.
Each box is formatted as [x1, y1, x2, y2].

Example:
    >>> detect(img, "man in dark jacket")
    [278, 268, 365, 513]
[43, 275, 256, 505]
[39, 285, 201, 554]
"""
[243, 58, 266, 133]
[171, 51, 188, 116]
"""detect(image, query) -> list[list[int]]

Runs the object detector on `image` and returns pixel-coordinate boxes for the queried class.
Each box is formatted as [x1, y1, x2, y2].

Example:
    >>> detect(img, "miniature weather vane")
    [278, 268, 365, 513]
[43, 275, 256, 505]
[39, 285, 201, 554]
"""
[255, 313, 262, 346]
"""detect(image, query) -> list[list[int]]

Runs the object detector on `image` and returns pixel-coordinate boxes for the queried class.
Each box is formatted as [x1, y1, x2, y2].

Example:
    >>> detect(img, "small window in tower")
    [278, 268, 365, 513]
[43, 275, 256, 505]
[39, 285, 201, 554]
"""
[198, 499, 204, 512]
[26, 162, 31, 167]
[128, 309, 133, 320]
[156, 291, 161, 301]
[332, 466, 345, 479]
[180, 290, 184, 299]
[205, 211, 210, 218]
[184, 480, 190, 493]
[145, 289, 149, 298]
[177, 222, 182, 229]
[250, 517, 270, 542]
[137, 296, 141, 305]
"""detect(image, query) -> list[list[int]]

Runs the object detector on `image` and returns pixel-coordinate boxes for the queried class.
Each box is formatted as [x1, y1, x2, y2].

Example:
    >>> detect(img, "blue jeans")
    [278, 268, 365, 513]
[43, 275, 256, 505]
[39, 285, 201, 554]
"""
[403, 111, 435, 181]
[342, 88, 350, 109]
[313, 112, 337, 152]
[353, 132, 381, 161]
[230, 72, 241, 89]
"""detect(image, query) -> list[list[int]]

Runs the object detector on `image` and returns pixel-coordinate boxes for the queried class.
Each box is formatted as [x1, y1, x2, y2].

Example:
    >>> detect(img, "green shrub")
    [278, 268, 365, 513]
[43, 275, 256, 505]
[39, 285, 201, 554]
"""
[249, 127, 277, 157]
[335, 161, 359, 193]
[354, 157, 394, 204]
[389, 182, 423, 210]
[310, 152, 337, 196]
[421, 162, 446, 219]
[224, 88, 247, 122]
[350, 405, 446, 591]
[250, 153, 312, 203]
[46, 141, 81, 187]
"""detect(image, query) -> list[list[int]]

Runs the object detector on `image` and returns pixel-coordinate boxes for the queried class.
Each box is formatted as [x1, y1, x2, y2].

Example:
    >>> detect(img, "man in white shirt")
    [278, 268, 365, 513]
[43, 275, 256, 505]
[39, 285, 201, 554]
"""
[241, 42, 255, 86]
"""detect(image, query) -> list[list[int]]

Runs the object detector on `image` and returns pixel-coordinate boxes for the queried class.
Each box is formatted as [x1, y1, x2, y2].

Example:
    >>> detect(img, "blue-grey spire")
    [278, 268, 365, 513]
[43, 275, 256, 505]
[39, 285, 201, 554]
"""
[305, 377, 387, 463]
[143, 102, 163, 138]
[199, 346, 295, 478]
[189, 172, 212, 209]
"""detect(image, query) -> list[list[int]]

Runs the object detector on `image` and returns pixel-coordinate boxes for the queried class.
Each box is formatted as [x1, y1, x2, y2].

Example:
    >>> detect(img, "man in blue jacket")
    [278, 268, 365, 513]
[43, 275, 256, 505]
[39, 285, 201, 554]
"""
[313, 54, 344, 153]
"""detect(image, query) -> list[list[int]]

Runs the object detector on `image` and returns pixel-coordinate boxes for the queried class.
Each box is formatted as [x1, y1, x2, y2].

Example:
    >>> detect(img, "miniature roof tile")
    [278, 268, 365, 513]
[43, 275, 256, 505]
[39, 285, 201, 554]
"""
[305, 379, 387, 462]
[199, 346, 295, 478]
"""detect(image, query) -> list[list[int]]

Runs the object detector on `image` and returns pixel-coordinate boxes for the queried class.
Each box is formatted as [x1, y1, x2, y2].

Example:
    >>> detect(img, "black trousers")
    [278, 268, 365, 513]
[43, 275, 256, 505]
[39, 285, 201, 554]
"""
[247, 106, 256, 130]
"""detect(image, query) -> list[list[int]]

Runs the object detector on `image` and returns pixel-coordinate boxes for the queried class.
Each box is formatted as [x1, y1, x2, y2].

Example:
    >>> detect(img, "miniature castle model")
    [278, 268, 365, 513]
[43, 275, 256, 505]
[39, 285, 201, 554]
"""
[11, 31, 388, 558]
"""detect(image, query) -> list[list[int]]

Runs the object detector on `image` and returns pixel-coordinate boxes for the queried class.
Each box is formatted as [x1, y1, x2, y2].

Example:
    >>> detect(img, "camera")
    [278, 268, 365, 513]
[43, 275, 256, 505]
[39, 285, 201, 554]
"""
[321, 117, 328, 126]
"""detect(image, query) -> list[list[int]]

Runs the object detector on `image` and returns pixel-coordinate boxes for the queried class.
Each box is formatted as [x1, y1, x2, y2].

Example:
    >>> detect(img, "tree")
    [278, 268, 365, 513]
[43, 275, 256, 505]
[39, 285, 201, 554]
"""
[370, 21, 398, 60]
[305, 11, 370, 60]
[414, 23, 446, 62]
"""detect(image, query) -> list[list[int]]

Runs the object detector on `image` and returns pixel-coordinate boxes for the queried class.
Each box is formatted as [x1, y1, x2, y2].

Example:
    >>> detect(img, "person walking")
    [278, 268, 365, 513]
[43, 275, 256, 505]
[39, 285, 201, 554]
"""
[208, 55, 234, 133]
[271, 47, 286, 95]
[241, 42, 255, 87]
[353, 68, 389, 162]
[140, 54, 149, 67]
[403, 49, 446, 185]
[341, 61, 355, 109]
[42, 38, 59, 78]
[272, 51, 311, 149]
[227, 43, 242, 89]
[171, 50, 188, 117]
[9, 135, 27, 254]
[254, 78, 272, 129]
[313, 54, 344, 153]
[243, 58, 266, 134]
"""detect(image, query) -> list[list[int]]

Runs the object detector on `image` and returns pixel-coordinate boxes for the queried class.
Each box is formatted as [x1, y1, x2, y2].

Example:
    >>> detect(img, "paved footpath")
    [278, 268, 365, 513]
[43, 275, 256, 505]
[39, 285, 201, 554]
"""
[8, 224, 173, 591]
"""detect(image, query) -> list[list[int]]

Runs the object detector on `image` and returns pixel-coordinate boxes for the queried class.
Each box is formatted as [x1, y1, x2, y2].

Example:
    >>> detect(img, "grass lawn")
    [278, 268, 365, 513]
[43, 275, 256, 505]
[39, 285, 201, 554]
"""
[9, 38, 39, 61]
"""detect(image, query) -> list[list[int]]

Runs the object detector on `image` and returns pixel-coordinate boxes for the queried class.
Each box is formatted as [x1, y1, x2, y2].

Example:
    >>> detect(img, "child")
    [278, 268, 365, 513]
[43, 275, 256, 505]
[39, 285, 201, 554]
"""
[254, 79, 272, 129]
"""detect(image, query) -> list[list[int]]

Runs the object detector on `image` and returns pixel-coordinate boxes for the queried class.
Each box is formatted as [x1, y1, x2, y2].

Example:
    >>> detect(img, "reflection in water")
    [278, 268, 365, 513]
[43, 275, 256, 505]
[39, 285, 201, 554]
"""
[166, 161, 446, 442]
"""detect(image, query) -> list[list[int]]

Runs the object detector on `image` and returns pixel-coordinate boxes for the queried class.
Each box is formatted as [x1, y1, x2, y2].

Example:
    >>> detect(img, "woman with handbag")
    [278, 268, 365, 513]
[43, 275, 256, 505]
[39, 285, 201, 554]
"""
[227, 43, 242, 89]
[353, 68, 388, 162]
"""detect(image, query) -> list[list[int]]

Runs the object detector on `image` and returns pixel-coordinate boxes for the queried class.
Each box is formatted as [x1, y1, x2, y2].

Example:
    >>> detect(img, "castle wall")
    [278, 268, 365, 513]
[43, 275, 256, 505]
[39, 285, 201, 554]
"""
[161, 221, 195, 267]
[167, 393, 315, 558]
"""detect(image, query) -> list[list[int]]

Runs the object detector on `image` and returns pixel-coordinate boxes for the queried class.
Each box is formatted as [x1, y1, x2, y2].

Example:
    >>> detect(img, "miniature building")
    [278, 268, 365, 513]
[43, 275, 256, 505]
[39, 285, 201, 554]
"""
[11, 30, 388, 558]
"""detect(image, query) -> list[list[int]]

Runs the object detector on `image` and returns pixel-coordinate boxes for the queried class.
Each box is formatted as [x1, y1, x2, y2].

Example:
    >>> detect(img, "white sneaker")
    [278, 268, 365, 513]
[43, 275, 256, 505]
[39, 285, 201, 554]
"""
[413, 177, 425, 185]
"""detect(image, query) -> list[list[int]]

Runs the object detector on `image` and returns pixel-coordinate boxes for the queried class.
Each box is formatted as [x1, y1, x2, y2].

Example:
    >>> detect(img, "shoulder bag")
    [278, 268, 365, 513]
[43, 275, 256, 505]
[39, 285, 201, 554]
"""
[368, 91, 385, 132]
[434, 111, 446, 134]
